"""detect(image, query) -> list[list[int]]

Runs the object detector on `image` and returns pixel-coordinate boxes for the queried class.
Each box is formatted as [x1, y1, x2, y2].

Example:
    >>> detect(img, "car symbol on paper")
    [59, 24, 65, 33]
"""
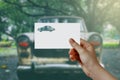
[38, 25, 55, 32]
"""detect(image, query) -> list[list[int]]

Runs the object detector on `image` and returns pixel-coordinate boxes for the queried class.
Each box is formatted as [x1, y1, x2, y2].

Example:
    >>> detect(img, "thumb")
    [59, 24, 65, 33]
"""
[69, 38, 85, 55]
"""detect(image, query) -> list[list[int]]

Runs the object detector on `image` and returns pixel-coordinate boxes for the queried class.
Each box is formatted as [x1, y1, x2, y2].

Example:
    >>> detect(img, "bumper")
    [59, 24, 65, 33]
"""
[17, 64, 81, 71]
[17, 64, 92, 80]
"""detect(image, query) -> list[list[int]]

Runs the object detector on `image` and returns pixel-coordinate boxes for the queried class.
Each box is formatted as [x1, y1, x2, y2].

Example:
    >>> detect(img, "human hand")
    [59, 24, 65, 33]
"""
[68, 38, 117, 80]
[68, 38, 100, 77]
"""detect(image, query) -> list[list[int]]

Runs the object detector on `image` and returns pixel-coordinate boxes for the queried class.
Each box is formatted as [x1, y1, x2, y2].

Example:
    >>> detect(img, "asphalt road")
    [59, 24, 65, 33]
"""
[0, 48, 120, 80]
[101, 48, 120, 79]
[0, 56, 18, 80]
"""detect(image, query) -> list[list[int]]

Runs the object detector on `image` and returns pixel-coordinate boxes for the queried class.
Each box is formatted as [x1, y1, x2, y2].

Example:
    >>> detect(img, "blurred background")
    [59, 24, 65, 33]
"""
[0, 0, 120, 80]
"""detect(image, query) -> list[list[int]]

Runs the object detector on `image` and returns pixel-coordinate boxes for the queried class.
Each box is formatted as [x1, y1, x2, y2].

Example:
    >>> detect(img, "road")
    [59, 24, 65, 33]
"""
[0, 56, 18, 80]
[101, 48, 120, 79]
[0, 48, 120, 80]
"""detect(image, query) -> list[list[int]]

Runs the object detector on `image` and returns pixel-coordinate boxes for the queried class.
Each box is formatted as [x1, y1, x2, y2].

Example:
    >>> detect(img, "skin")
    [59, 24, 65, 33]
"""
[68, 38, 117, 80]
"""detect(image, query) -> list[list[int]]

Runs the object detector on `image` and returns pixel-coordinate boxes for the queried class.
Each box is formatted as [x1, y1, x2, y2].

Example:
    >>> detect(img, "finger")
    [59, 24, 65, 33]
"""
[69, 48, 82, 64]
[80, 38, 90, 46]
[69, 38, 84, 55]
[80, 38, 94, 52]
[69, 49, 78, 60]
[69, 48, 78, 55]
[69, 48, 75, 55]
[89, 41, 100, 47]
[70, 55, 77, 61]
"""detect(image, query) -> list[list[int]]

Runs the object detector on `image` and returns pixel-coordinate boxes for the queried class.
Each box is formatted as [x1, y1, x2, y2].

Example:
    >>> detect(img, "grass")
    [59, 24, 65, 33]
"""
[0, 47, 17, 56]
[0, 41, 17, 56]
[103, 40, 120, 48]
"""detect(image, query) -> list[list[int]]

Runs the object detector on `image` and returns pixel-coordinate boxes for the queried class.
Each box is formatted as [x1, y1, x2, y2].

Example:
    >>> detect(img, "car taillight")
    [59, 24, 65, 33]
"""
[19, 42, 29, 47]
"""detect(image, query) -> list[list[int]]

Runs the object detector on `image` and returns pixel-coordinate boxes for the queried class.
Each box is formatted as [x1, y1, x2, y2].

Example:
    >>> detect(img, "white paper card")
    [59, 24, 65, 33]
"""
[34, 23, 80, 49]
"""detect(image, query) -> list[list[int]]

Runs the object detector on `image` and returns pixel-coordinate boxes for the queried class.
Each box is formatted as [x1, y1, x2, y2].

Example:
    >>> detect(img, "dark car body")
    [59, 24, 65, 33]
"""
[16, 16, 103, 80]
[38, 25, 55, 32]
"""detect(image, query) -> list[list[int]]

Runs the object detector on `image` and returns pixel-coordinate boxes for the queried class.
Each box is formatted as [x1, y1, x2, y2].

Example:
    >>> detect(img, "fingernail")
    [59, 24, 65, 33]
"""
[69, 38, 75, 43]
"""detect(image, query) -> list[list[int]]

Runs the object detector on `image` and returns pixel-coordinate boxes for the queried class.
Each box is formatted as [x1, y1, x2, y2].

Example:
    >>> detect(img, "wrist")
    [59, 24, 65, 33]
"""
[89, 64, 117, 80]
[89, 63, 102, 79]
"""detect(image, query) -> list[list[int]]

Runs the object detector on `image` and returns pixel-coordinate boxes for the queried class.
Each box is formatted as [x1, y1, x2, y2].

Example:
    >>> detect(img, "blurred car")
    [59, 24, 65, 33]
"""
[38, 25, 55, 32]
[16, 16, 103, 80]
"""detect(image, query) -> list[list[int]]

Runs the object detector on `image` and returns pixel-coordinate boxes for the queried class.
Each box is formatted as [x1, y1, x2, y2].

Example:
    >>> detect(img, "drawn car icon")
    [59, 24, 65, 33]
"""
[38, 25, 55, 32]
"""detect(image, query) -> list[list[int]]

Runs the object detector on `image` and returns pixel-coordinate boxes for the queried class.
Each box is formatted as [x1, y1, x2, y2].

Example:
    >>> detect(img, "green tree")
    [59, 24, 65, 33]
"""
[0, 0, 35, 39]
[1, 0, 120, 40]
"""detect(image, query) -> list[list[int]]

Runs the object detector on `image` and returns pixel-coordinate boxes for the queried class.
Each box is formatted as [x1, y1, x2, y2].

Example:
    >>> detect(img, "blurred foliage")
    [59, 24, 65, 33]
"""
[0, 0, 120, 40]
[102, 25, 120, 39]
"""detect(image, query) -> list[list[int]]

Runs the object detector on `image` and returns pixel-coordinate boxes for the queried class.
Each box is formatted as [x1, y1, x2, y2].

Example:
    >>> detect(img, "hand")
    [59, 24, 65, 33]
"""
[69, 38, 100, 77]
[68, 38, 117, 80]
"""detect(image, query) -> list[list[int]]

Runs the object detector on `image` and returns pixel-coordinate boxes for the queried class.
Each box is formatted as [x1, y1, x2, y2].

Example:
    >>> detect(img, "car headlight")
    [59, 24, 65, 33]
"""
[88, 33, 103, 60]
